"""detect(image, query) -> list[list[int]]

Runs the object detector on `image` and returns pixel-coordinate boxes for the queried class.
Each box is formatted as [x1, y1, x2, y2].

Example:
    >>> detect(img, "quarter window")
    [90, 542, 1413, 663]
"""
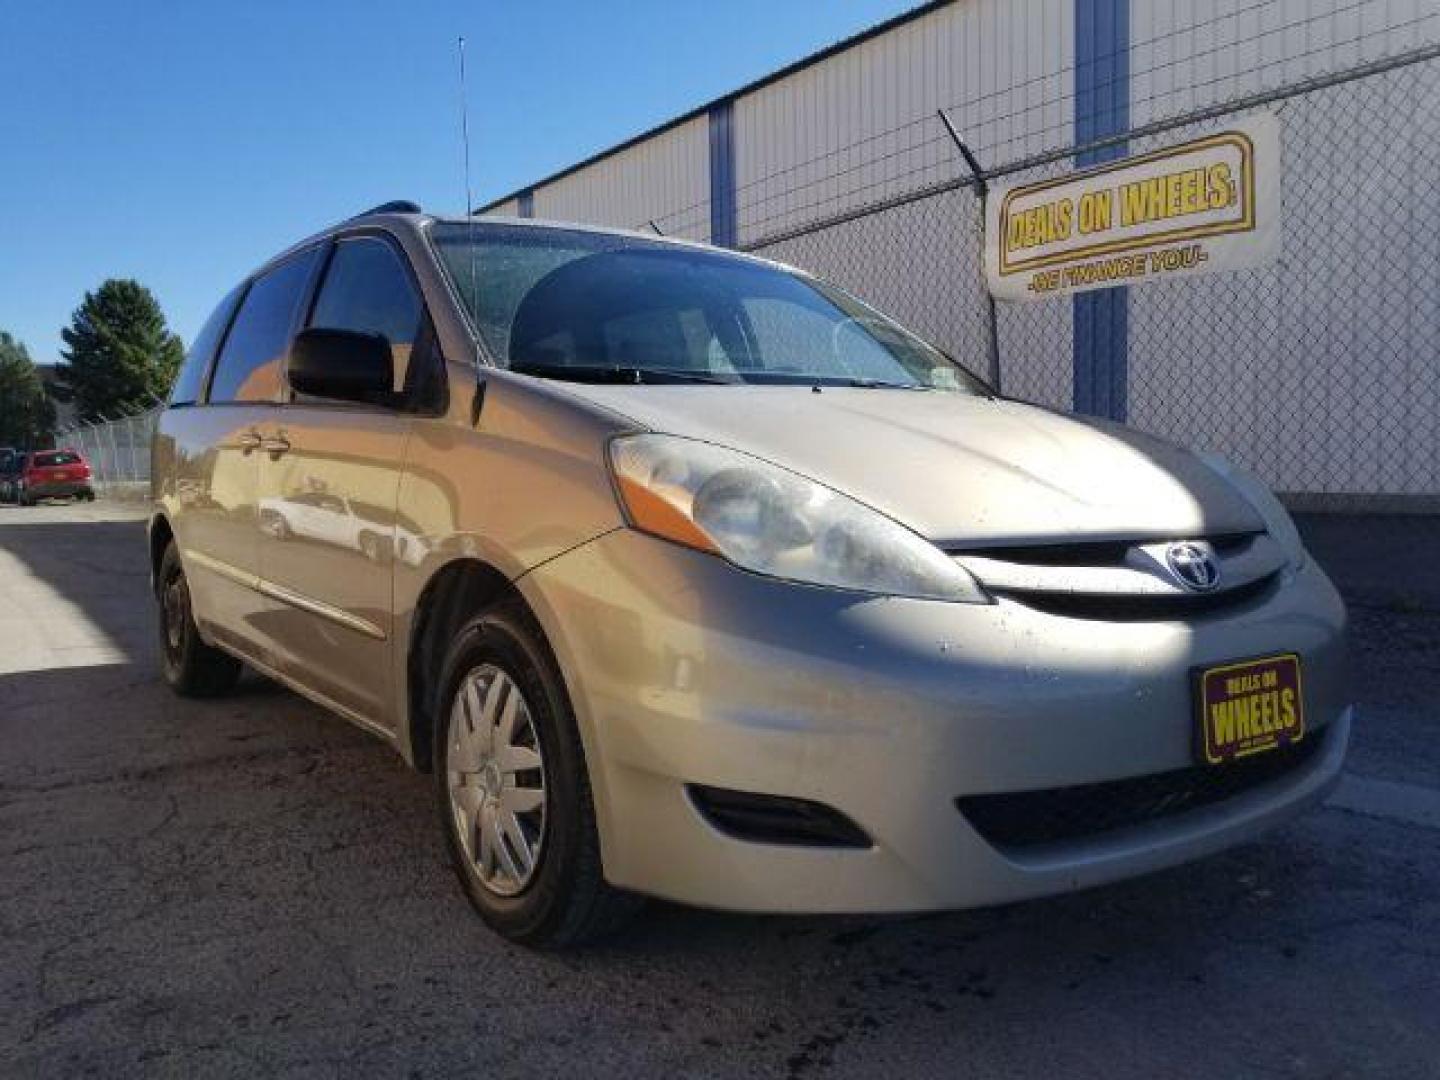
[171, 283, 244, 406]
[209, 248, 321, 404]
[308, 237, 423, 393]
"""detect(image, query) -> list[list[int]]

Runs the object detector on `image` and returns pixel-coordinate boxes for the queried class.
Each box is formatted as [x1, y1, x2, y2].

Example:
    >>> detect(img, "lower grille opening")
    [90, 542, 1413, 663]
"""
[688, 785, 872, 848]
[956, 734, 1326, 850]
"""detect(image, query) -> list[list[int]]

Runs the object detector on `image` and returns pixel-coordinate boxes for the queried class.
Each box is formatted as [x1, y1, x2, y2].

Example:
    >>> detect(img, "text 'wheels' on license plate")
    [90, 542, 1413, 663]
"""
[1195, 653, 1304, 765]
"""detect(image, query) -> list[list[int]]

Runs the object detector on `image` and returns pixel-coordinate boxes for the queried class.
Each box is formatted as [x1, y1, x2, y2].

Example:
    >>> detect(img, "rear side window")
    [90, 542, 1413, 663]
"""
[308, 237, 423, 393]
[209, 248, 321, 403]
[170, 283, 245, 406]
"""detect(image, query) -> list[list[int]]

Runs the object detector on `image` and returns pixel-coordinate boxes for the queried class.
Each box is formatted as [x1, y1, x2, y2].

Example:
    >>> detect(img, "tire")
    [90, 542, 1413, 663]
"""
[157, 541, 243, 698]
[434, 596, 639, 948]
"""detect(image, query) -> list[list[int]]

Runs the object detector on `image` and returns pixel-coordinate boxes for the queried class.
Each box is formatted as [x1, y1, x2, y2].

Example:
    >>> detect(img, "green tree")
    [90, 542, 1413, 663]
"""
[56, 279, 184, 420]
[0, 332, 56, 449]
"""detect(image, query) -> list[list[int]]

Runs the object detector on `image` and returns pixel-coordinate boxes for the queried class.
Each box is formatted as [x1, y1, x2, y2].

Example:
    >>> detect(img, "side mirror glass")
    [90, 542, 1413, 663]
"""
[289, 327, 394, 405]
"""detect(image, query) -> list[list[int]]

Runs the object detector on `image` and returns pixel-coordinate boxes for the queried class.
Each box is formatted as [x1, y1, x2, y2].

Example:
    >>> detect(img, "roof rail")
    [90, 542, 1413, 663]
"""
[350, 200, 422, 219]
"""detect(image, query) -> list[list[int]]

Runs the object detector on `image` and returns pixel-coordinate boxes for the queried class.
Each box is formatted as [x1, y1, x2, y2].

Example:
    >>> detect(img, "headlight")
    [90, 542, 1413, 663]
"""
[1199, 452, 1306, 570]
[608, 434, 987, 603]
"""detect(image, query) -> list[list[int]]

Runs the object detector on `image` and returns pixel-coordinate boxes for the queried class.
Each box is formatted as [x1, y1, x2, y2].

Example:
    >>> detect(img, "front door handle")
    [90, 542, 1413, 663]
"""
[260, 433, 291, 456]
[238, 430, 262, 452]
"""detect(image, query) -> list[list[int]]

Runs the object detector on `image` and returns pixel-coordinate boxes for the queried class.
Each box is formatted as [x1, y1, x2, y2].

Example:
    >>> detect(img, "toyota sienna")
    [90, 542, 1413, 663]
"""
[150, 202, 1350, 947]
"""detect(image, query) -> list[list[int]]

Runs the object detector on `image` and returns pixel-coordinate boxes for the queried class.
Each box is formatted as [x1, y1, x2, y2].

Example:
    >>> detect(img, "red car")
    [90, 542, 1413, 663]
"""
[11, 450, 95, 506]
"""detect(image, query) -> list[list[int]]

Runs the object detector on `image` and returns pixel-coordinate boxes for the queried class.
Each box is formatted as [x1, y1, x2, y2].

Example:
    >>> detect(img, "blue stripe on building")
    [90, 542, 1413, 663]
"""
[517, 190, 534, 218]
[1073, 0, 1130, 421]
[708, 101, 738, 248]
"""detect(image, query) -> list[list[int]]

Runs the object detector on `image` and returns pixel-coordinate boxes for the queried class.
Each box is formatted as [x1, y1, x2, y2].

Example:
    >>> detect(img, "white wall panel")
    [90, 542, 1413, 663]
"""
[530, 115, 710, 241]
[485, 198, 520, 217]
[735, 0, 1073, 246]
[1129, 0, 1440, 127]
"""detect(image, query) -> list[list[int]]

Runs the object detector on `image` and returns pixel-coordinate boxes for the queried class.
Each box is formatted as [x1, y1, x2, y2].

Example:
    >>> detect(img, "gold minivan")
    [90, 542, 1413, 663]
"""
[152, 203, 1350, 948]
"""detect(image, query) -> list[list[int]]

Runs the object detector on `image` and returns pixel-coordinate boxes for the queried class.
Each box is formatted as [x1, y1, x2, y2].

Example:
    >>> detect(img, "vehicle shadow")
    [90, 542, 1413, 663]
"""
[0, 516, 156, 664]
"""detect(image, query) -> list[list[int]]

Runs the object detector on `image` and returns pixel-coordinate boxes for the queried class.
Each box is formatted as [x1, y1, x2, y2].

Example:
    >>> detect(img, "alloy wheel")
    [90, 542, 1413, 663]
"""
[447, 664, 547, 896]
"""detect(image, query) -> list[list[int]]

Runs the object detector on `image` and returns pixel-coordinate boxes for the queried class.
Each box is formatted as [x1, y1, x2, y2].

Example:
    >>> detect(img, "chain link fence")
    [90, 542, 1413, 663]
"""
[54, 403, 161, 498]
[732, 43, 1439, 517]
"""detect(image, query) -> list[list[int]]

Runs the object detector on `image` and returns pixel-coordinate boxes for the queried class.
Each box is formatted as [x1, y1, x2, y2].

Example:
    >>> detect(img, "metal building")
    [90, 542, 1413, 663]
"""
[479, 0, 1440, 508]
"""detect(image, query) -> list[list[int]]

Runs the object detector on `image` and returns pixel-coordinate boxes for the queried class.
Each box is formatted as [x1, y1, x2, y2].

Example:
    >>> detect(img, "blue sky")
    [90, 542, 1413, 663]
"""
[0, 0, 915, 365]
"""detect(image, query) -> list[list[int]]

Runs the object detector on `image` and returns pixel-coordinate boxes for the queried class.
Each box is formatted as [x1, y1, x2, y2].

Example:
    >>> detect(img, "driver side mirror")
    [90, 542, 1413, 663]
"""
[289, 327, 394, 405]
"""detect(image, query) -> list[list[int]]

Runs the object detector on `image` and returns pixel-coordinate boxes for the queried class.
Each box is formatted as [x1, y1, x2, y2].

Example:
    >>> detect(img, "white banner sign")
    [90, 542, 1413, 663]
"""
[984, 113, 1280, 301]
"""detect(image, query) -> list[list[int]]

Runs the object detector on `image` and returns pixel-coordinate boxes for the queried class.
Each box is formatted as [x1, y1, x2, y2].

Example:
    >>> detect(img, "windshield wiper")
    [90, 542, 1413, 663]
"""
[839, 377, 930, 390]
[508, 363, 738, 385]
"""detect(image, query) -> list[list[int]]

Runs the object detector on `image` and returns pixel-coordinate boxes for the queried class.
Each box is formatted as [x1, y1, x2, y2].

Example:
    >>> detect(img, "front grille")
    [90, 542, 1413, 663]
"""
[955, 531, 1258, 567]
[1001, 571, 1279, 621]
[951, 530, 1280, 622]
[956, 733, 1325, 850]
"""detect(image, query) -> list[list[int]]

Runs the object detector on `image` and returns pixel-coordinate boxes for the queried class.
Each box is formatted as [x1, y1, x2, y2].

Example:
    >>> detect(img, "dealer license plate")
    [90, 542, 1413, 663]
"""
[1194, 653, 1304, 765]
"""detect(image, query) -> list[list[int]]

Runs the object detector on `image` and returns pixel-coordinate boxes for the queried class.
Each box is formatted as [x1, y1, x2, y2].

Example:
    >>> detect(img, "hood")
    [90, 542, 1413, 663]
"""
[554, 384, 1262, 546]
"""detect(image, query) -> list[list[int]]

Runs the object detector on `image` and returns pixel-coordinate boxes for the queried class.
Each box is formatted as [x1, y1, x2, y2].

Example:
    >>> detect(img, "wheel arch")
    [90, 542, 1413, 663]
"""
[405, 557, 528, 773]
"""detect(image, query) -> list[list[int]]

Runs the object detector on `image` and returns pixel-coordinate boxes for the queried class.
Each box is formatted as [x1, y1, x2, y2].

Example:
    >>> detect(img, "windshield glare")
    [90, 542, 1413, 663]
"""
[430, 222, 982, 391]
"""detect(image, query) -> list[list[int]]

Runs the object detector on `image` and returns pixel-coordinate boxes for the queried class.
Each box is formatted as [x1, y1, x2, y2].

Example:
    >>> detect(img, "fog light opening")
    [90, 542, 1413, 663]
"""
[687, 785, 872, 849]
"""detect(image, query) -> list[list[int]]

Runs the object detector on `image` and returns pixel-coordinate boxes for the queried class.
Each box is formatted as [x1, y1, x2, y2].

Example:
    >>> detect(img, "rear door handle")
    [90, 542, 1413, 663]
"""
[238, 430, 262, 452]
[260, 433, 291, 456]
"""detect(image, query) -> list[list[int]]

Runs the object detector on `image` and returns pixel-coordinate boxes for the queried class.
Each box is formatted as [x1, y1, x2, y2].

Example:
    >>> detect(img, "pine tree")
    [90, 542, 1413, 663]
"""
[0, 332, 55, 450]
[56, 279, 184, 420]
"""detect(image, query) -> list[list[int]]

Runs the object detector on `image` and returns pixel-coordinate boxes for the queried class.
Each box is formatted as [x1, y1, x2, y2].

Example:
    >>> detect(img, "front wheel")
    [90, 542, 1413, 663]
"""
[435, 598, 638, 948]
[157, 542, 243, 697]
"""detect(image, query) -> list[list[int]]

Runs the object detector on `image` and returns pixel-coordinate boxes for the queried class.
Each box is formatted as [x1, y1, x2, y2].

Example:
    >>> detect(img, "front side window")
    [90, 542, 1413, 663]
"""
[209, 248, 321, 404]
[308, 236, 423, 393]
[430, 221, 984, 391]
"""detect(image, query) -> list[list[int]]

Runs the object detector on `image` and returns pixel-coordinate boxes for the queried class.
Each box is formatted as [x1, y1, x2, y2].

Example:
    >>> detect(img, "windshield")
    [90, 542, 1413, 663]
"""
[430, 222, 985, 391]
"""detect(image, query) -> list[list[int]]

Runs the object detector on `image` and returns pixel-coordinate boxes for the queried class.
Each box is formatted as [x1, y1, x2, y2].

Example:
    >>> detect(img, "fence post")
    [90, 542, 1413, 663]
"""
[82, 422, 101, 484]
[130, 411, 143, 483]
[937, 109, 1002, 393]
[87, 424, 101, 484]
[102, 413, 122, 491]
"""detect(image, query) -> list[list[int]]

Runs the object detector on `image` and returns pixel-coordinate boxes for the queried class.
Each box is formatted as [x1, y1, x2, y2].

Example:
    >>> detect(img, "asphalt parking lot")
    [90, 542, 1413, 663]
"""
[2, 501, 1438, 1078]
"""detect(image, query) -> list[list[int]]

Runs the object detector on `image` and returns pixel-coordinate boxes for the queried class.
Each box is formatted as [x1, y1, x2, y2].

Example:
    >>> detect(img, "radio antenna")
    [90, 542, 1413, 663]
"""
[457, 35, 475, 216]
[456, 34, 482, 377]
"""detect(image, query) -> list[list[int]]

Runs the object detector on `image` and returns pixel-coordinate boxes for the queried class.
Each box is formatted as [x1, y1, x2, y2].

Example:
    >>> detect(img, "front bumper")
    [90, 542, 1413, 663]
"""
[520, 529, 1350, 913]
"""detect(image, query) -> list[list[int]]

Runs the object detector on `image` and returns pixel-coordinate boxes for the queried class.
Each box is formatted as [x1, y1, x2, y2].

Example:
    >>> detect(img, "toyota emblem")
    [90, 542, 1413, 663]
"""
[1166, 542, 1221, 592]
